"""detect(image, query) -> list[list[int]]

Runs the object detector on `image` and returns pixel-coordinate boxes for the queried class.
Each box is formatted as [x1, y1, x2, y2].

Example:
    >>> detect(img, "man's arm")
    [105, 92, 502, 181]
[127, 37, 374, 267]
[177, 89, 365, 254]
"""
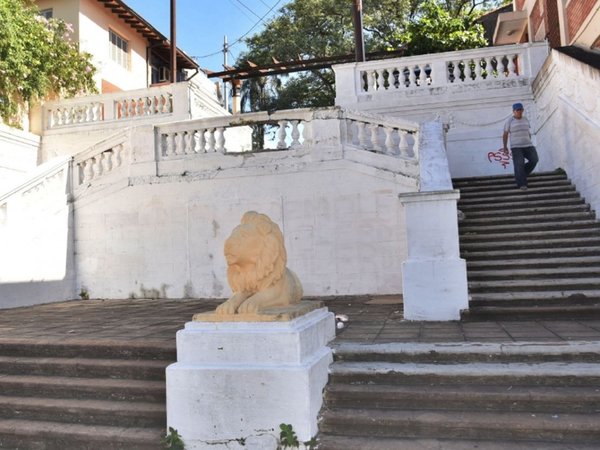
[502, 131, 509, 153]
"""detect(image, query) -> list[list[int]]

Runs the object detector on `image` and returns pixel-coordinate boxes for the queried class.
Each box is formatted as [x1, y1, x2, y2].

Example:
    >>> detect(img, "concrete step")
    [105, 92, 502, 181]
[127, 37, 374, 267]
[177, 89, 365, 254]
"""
[468, 290, 600, 305]
[457, 185, 577, 201]
[466, 255, 600, 270]
[0, 395, 164, 428]
[453, 171, 567, 187]
[457, 196, 586, 213]
[459, 211, 595, 227]
[458, 190, 580, 207]
[319, 408, 600, 443]
[461, 246, 600, 260]
[0, 340, 175, 361]
[0, 355, 168, 380]
[459, 203, 591, 219]
[0, 419, 163, 450]
[467, 266, 600, 281]
[469, 278, 600, 293]
[0, 375, 165, 402]
[459, 219, 600, 235]
[317, 435, 598, 450]
[456, 178, 572, 194]
[332, 341, 600, 364]
[329, 361, 600, 386]
[461, 236, 600, 252]
[461, 227, 600, 243]
[324, 383, 600, 413]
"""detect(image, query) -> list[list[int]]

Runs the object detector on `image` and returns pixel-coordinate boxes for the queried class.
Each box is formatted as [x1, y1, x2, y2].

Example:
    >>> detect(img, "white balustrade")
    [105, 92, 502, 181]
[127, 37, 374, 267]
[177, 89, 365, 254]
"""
[44, 84, 183, 130]
[345, 44, 547, 95]
[74, 141, 126, 187]
[344, 117, 418, 160]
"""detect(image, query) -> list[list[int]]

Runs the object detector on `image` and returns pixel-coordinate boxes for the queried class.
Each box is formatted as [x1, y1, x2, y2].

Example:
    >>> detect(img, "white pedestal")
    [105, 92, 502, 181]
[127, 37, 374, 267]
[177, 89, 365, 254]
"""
[399, 190, 469, 320]
[166, 308, 336, 450]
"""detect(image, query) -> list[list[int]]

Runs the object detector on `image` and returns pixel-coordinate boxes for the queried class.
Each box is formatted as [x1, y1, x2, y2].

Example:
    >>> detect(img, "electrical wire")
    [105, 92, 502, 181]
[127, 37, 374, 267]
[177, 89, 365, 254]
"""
[192, 0, 281, 60]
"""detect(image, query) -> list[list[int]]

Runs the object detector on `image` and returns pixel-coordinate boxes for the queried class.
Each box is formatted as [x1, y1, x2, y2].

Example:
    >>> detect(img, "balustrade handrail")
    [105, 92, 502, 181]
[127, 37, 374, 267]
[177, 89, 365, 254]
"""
[73, 129, 130, 165]
[338, 42, 547, 74]
[0, 156, 71, 204]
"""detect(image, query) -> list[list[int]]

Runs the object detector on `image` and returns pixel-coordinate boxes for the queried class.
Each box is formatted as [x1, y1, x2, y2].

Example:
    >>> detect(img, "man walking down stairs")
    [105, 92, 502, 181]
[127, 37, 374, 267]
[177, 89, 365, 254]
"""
[317, 170, 600, 449]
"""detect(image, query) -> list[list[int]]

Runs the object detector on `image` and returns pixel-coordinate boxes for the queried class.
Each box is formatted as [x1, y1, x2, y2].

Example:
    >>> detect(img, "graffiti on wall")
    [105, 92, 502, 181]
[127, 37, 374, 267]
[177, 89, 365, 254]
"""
[488, 148, 512, 169]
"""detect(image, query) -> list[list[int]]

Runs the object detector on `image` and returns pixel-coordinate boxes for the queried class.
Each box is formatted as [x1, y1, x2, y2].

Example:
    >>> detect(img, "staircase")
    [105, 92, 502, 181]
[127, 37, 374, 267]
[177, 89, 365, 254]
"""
[318, 342, 600, 449]
[0, 339, 173, 449]
[454, 170, 600, 320]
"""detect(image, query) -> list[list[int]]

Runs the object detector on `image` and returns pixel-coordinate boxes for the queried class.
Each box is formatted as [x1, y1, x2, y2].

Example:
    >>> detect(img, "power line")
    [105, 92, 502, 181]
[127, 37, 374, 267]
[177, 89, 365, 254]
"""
[225, 0, 254, 22]
[192, 0, 281, 60]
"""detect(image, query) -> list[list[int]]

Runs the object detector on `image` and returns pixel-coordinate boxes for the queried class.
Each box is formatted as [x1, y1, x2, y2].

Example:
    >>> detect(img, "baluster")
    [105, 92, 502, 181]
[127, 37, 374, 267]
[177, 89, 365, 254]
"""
[419, 65, 427, 86]
[408, 66, 417, 87]
[276, 121, 288, 149]
[101, 152, 113, 173]
[368, 124, 380, 152]
[375, 69, 383, 91]
[290, 120, 301, 147]
[184, 132, 193, 154]
[356, 122, 367, 148]
[119, 100, 127, 118]
[207, 129, 216, 152]
[128, 99, 136, 117]
[174, 133, 184, 155]
[384, 127, 395, 155]
[197, 130, 206, 153]
[166, 95, 174, 113]
[113, 144, 123, 167]
[475, 58, 483, 80]
[92, 156, 103, 178]
[133, 98, 140, 116]
[214, 128, 225, 153]
[499, 56, 508, 77]
[485, 57, 494, 78]
[366, 71, 375, 92]
[392, 68, 400, 89]
[81, 160, 92, 183]
[508, 55, 518, 76]
[165, 133, 175, 157]
[398, 131, 409, 157]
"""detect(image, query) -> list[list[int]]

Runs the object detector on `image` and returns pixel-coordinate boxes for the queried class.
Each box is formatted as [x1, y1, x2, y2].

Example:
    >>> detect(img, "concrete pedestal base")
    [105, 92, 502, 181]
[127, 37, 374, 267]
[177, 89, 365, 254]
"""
[166, 307, 335, 450]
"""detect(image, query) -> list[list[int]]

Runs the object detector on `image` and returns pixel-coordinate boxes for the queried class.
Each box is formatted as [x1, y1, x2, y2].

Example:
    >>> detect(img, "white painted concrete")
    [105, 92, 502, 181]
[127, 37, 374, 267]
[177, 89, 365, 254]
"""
[0, 157, 76, 307]
[533, 49, 600, 215]
[0, 124, 40, 194]
[166, 308, 335, 449]
[399, 191, 468, 320]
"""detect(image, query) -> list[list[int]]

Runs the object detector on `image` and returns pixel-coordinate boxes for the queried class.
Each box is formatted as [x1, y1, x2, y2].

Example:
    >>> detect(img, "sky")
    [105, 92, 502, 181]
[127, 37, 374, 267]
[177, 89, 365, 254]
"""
[122, 0, 286, 73]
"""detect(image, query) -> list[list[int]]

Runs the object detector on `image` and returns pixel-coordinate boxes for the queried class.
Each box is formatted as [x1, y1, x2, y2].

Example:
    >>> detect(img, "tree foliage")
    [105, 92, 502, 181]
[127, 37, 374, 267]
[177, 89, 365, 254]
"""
[236, 0, 497, 111]
[0, 0, 97, 127]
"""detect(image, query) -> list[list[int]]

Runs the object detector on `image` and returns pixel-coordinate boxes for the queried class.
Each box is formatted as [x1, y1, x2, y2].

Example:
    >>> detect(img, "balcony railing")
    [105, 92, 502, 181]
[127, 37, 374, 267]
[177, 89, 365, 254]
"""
[334, 43, 549, 102]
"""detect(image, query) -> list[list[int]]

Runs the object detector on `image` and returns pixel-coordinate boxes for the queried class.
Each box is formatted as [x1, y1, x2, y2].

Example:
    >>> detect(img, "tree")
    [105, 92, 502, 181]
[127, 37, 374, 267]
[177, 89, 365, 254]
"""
[0, 0, 97, 127]
[236, 0, 495, 111]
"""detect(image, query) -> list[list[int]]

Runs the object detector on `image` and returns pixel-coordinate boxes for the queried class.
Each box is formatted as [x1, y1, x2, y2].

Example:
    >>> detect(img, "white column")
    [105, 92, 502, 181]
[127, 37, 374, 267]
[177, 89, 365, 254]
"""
[399, 190, 468, 321]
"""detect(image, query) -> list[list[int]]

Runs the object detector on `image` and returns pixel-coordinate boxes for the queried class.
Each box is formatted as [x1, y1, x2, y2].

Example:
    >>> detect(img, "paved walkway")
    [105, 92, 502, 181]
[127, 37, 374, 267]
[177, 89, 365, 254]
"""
[1, 295, 600, 346]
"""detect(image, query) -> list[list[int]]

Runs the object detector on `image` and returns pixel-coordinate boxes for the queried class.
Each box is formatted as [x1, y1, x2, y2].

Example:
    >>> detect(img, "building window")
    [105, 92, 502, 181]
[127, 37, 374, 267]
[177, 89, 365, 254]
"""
[39, 8, 53, 19]
[109, 29, 130, 70]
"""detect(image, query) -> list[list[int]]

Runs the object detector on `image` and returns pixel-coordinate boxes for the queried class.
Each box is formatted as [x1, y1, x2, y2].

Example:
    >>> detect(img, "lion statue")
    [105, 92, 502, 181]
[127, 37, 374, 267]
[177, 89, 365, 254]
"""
[215, 211, 303, 315]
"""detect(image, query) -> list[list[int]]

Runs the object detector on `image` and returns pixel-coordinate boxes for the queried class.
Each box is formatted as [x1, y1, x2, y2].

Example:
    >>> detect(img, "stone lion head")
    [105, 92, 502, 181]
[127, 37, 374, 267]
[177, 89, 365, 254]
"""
[224, 211, 287, 293]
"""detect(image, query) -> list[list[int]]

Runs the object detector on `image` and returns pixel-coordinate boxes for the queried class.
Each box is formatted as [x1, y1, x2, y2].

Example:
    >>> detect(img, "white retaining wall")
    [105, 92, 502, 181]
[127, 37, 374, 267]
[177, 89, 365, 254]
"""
[0, 124, 40, 194]
[0, 157, 76, 307]
[74, 137, 414, 300]
[533, 49, 600, 213]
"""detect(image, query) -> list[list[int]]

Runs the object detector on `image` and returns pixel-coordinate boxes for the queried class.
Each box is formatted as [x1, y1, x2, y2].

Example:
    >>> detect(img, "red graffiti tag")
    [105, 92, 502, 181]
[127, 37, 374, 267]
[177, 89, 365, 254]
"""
[487, 148, 512, 169]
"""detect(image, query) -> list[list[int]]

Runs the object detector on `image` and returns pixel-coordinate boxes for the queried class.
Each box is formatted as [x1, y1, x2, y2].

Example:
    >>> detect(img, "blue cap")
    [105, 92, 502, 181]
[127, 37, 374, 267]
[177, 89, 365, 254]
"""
[512, 102, 524, 110]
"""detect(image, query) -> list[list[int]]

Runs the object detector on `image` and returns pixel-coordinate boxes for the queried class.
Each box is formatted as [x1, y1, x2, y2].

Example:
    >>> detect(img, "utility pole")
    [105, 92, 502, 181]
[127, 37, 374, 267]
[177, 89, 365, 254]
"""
[170, 0, 177, 83]
[352, 0, 365, 62]
[223, 35, 229, 111]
